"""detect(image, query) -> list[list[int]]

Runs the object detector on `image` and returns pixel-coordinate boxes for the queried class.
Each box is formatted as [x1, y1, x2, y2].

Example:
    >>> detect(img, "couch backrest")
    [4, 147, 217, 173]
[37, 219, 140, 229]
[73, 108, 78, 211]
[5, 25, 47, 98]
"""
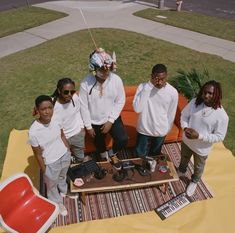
[123, 86, 137, 112]
[122, 86, 188, 124]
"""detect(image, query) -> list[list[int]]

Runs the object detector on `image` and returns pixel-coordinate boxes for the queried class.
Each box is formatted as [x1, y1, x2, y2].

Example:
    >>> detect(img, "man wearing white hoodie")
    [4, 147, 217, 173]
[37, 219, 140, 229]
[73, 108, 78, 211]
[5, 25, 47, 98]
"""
[179, 80, 229, 196]
[133, 64, 178, 158]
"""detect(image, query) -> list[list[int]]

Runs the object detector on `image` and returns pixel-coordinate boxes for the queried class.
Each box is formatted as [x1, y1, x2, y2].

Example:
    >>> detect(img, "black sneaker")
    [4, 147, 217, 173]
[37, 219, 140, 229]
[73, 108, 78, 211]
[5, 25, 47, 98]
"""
[110, 154, 122, 170]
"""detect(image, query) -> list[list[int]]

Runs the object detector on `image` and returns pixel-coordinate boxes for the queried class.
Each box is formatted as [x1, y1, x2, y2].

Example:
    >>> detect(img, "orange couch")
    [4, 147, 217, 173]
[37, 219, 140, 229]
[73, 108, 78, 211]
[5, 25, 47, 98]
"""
[84, 86, 188, 153]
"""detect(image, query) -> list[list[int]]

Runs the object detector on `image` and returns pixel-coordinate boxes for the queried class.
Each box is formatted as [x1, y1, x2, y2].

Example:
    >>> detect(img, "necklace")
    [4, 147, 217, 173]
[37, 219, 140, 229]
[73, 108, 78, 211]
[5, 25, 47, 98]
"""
[202, 104, 214, 117]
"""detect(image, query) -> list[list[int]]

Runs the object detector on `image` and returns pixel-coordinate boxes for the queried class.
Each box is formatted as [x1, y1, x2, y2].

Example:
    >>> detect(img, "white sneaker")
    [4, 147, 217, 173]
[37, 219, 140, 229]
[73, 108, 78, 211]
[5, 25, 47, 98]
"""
[186, 182, 197, 196]
[100, 151, 109, 160]
[58, 203, 68, 216]
[60, 191, 78, 199]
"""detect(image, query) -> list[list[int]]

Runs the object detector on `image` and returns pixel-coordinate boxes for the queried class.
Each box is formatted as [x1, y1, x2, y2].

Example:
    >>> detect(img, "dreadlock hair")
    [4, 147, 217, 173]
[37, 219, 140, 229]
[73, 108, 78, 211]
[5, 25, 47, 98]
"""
[52, 78, 75, 107]
[195, 80, 222, 110]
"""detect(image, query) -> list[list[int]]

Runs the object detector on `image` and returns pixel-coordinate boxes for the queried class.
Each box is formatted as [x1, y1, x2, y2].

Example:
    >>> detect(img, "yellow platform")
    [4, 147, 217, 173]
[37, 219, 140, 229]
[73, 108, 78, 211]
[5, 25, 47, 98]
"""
[1, 129, 235, 233]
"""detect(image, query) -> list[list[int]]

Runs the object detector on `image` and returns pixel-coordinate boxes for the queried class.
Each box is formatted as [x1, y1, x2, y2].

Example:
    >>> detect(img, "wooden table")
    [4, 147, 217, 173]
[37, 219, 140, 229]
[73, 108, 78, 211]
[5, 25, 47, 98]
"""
[70, 157, 179, 205]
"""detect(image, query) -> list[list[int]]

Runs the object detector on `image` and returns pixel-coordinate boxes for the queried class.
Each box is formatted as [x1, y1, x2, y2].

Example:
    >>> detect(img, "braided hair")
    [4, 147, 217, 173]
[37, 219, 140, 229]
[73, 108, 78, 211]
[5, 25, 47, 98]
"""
[195, 80, 222, 110]
[52, 78, 75, 107]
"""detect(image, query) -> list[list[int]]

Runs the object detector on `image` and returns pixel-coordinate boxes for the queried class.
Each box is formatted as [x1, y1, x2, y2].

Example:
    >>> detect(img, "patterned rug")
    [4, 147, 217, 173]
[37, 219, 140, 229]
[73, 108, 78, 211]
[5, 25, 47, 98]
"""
[40, 143, 213, 227]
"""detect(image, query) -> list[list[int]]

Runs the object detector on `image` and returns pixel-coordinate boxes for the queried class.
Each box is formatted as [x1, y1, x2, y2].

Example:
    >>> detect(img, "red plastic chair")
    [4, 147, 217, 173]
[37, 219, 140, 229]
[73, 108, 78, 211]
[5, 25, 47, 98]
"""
[0, 173, 59, 233]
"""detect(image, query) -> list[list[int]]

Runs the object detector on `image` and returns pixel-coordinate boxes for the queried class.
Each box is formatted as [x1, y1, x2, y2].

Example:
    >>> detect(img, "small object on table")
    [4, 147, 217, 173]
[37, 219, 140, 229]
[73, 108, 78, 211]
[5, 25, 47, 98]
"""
[74, 178, 84, 187]
[159, 165, 168, 173]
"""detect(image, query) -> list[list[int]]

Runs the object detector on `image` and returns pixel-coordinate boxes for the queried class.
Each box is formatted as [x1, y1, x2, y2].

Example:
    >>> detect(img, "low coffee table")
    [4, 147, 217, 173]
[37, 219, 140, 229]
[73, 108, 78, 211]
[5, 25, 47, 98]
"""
[70, 157, 179, 205]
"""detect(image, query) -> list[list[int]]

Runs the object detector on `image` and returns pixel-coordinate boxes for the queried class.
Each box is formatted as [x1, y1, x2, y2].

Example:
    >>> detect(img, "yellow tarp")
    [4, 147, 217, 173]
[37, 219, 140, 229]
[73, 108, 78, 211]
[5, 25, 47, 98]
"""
[1, 129, 235, 233]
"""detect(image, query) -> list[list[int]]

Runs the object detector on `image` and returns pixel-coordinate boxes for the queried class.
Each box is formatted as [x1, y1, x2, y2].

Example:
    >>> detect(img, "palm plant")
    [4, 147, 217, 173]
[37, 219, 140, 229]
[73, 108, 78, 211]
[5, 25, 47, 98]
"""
[170, 68, 210, 100]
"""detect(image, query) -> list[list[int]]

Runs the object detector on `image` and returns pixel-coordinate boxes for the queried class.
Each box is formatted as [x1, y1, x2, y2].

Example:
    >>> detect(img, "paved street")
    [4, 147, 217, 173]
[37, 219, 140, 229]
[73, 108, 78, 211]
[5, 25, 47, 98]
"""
[0, 0, 235, 19]
[0, 1, 234, 61]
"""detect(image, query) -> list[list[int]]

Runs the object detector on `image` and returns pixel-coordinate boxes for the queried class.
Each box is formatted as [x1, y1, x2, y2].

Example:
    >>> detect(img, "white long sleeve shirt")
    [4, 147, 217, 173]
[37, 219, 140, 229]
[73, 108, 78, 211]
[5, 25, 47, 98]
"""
[133, 81, 178, 137]
[181, 98, 229, 156]
[80, 72, 125, 129]
[53, 94, 84, 139]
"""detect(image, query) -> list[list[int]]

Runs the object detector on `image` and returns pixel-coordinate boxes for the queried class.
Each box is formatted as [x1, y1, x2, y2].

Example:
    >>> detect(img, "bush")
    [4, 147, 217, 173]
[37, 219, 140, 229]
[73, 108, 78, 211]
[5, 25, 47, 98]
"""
[170, 68, 210, 100]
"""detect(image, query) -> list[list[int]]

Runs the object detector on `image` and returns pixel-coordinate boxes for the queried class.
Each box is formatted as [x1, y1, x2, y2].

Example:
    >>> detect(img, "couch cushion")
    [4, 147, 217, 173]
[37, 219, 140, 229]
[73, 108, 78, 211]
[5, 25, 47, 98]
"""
[121, 111, 179, 148]
[123, 86, 137, 112]
[164, 124, 179, 143]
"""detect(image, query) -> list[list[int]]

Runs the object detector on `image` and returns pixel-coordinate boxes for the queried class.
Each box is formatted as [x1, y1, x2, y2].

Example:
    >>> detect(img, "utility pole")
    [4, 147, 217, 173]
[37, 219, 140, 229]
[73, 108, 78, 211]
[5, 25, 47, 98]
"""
[25, 0, 30, 8]
[158, 0, 164, 9]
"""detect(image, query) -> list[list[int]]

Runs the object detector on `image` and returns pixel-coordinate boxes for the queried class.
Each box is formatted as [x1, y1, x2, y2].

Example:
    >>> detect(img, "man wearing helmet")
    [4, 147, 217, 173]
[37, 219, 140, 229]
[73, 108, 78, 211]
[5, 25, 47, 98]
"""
[79, 48, 128, 169]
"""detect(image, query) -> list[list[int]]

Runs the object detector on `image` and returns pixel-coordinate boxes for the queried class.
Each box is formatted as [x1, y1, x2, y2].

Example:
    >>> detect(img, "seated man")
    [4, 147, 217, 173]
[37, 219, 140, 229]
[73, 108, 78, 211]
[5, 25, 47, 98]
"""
[79, 48, 128, 169]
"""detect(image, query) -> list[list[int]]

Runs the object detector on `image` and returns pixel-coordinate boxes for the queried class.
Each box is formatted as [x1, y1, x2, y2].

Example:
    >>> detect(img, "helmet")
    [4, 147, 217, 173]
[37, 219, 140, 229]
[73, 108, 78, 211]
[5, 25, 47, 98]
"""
[89, 48, 113, 71]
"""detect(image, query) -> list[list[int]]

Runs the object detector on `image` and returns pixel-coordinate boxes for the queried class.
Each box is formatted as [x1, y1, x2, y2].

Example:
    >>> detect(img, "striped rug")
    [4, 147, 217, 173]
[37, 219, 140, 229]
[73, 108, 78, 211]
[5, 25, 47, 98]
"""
[41, 143, 213, 227]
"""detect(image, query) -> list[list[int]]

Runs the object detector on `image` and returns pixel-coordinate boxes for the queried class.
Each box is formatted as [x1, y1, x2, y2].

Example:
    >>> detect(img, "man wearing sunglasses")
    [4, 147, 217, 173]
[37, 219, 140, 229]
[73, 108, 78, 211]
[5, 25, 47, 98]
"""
[52, 78, 85, 165]
[79, 48, 128, 170]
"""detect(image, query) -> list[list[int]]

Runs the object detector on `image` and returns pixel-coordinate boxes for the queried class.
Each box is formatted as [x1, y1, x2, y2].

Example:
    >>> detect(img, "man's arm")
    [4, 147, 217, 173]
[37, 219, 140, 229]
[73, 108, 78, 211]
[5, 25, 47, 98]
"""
[61, 129, 70, 150]
[79, 83, 92, 130]
[133, 82, 153, 113]
[180, 100, 192, 130]
[198, 115, 229, 143]
[31, 146, 46, 173]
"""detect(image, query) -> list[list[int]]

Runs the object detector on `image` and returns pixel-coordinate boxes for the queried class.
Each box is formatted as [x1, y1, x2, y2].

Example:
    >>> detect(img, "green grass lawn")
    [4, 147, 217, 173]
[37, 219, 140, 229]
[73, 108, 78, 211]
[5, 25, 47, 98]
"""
[0, 6, 67, 38]
[0, 28, 234, 174]
[134, 9, 235, 42]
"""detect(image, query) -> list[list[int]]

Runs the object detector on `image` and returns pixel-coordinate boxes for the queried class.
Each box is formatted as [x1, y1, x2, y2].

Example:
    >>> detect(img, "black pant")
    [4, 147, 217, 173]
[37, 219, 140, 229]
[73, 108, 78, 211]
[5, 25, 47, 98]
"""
[92, 116, 128, 154]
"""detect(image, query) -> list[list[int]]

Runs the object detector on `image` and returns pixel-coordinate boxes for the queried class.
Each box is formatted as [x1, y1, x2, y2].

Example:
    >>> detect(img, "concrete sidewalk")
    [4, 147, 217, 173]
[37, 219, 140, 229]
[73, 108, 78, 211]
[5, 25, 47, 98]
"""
[0, 0, 234, 62]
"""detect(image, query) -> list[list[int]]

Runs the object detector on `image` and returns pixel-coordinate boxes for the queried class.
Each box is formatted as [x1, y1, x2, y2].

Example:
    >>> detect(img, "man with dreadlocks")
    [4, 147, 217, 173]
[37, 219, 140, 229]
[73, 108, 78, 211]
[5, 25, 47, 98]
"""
[52, 78, 85, 165]
[178, 80, 229, 196]
[79, 48, 128, 170]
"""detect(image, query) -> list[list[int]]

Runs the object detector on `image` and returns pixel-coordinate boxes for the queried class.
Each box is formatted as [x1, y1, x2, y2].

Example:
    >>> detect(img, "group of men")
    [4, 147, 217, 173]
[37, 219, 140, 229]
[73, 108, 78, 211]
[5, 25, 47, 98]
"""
[28, 48, 229, 216]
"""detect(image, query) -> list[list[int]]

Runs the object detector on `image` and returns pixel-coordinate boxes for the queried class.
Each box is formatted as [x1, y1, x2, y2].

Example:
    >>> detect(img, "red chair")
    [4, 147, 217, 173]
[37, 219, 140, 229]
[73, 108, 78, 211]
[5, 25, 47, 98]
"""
[0, 173, 59, 233]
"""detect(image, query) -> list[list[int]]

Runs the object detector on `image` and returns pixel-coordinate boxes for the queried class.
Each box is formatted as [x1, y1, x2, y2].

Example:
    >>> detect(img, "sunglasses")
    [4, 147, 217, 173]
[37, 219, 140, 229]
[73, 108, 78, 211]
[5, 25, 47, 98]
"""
[63, 90, 76, 95]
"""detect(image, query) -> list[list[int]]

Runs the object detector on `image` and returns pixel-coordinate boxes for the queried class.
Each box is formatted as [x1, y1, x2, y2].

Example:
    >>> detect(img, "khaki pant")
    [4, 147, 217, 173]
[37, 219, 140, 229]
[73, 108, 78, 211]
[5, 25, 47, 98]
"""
[179, 142, 208, 183]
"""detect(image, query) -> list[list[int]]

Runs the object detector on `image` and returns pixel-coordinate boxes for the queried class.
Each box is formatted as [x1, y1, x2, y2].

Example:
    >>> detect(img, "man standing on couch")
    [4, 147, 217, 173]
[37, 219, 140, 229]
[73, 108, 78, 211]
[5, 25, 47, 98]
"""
[79, 48, 128, 169]
[133, 64, 178, 158]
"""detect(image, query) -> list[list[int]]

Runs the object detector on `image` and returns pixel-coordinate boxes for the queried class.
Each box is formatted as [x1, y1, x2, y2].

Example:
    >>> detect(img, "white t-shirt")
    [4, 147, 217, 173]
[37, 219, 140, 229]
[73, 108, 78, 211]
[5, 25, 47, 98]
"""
[28, 118, 67, 165]
[181, 98, 229, 156]
[80, 72, 125, 129]
[133, 81, 178, 137]
[53, 94, 84, 139]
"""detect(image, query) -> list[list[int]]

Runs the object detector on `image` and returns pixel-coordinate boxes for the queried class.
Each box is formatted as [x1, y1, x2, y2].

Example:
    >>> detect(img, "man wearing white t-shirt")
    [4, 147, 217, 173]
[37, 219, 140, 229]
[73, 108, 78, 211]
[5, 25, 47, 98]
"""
[133, 64, 178, 158]
[179, 80, 229, 196]
[80, 48, 128, 169]
[28, 95, 71, 216]
[52, 78, 85, 164]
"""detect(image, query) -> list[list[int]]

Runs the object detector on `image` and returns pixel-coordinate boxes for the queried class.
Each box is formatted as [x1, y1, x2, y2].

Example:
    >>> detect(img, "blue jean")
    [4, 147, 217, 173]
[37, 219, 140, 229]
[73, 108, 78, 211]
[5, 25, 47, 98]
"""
[135, 132, 165, 157]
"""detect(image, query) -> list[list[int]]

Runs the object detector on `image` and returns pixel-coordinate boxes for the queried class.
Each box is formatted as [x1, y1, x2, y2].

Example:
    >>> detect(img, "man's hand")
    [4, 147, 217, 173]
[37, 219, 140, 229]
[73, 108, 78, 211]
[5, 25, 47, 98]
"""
[87, 128, 96, 138]
[101, 121, 113, 134]
[184, 128, 199, 139]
